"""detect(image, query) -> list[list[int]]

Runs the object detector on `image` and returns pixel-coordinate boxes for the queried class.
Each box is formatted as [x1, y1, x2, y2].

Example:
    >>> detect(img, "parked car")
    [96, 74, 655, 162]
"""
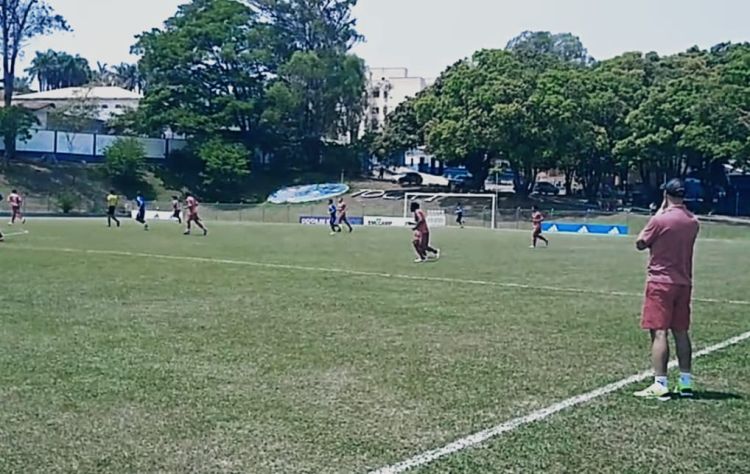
[398, 172, 424, 186]
[532, 181, 560, 196]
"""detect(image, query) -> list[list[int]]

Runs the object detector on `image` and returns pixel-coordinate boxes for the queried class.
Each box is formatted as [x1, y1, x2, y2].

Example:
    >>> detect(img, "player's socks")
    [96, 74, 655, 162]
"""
[655, 375, 669, 388]
[678, 373, 694, 397]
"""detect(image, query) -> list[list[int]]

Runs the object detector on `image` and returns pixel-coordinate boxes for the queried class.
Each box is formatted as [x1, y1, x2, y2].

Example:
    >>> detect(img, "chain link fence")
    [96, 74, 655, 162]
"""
[8, 196, 749, 239]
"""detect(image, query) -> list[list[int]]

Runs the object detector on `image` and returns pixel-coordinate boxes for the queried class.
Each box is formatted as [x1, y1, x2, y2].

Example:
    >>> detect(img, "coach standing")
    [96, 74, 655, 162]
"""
[634, 178, 700, 400]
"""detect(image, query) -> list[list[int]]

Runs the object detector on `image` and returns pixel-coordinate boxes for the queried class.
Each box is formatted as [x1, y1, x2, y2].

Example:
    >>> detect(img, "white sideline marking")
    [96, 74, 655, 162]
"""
[371, 330, 750, 474]
[11, 245, 750, 307]
[2, 230, 30, 238]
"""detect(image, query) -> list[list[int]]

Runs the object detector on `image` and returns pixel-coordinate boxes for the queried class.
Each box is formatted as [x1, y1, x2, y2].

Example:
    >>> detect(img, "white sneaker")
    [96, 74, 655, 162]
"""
[529, 245, 536, 249]
[634, 383, 671, 400]
[414, 258, 426, 264]
[434, 249, 441, 260]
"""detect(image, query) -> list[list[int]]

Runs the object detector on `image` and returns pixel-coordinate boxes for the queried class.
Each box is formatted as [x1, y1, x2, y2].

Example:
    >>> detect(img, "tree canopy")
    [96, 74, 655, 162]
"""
[131, 0, 366, 196]
[376, 36, 750, 201]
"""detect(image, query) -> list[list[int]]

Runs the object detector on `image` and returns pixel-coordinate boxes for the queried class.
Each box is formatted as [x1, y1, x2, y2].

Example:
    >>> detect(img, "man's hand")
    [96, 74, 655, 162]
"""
[636, 239, 648, 251]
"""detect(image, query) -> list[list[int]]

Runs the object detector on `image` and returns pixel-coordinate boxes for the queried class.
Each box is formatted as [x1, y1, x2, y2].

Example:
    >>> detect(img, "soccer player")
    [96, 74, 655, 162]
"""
[455, 203, 465, 228]
[7, 189, 25, 225]
[184, 193, 208, 236]
[106, 190, 121, 228]
[328, 199, 340, 235]
[171, 196, 183, 224]
[337, 197, 353, 233]
[530, 205, 549, 248]
[134, 192, 149, 231]
[411, 202, 440, 263]
[634, 178, 700, 400]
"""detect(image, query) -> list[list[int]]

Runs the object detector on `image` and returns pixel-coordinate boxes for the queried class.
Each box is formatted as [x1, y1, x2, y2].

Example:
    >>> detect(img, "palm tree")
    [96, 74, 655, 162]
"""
[26, 50, 56, 91]
[26, 50, 92, 91]
[112, 62, 143, 92]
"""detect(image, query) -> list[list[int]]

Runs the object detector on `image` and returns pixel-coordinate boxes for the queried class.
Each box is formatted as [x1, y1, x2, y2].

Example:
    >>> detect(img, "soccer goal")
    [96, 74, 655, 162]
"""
[403, 192, 498, 229]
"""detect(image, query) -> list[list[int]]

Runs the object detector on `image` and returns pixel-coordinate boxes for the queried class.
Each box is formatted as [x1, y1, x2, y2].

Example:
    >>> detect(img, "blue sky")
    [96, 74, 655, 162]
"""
[22, 0, 750, 79]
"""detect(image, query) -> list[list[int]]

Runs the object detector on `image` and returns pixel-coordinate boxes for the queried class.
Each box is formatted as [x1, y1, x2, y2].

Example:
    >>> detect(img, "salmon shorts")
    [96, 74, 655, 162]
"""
[641, 282, 692, 331]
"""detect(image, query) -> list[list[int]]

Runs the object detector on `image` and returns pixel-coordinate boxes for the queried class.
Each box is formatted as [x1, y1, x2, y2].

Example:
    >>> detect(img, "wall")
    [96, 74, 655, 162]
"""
[1, 129, 187, 161]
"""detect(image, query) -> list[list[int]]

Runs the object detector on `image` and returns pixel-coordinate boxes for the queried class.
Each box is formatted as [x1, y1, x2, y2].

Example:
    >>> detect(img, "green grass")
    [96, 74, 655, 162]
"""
[1, 219, 749, 473]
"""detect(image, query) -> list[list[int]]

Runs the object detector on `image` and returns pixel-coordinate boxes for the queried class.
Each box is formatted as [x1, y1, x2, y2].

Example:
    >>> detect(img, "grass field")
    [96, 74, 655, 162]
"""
[1, 219, 749, 473]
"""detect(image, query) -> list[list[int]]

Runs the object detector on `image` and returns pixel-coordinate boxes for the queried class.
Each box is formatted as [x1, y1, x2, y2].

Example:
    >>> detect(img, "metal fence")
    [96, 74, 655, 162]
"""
[10, 197, 750, 239]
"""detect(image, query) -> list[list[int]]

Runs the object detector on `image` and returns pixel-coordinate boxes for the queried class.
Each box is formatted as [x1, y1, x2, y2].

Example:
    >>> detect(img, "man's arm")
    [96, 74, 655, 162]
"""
[636, 217, 660, 251]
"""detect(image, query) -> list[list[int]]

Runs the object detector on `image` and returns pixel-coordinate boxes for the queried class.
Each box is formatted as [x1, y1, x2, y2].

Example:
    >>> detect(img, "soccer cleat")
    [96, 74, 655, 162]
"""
[529, 245, 536, 249]
[434, 249, 441, 260]
[634, 382, 671, 400]
[414, 258, 426, 264]
[203, 228, 208, 237]
[676, 380, 695, 398]
[183, 230, 191, 236]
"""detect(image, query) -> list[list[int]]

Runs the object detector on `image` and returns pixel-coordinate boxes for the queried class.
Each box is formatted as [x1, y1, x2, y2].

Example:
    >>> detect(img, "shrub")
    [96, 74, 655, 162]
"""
[56, 192, 81, 214]
[104, 137, 146, 184]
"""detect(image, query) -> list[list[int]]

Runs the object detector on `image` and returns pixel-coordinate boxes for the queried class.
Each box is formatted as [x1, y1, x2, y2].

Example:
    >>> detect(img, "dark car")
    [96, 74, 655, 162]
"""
[398, 172, 424, 186]
[532, 181, 560, 196]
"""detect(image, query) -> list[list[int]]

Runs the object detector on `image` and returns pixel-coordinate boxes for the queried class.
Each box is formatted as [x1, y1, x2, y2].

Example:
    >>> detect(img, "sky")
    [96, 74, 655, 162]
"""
[21, 0, 750, 80]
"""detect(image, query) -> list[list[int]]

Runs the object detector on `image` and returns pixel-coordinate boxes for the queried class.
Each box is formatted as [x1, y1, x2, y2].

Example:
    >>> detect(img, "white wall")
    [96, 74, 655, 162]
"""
[4, 129, 186, 160]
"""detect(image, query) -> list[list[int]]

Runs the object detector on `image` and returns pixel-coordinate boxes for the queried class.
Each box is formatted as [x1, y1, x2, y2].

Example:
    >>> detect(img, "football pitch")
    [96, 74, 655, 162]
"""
[2, 219, 750, 473]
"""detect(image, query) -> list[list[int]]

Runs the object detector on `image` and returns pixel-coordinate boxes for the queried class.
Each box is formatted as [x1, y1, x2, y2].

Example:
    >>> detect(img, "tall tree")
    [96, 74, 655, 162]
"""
[507, 31, 593, 65]
[0, 0, 67, 161]
[248, 0, 361, 53]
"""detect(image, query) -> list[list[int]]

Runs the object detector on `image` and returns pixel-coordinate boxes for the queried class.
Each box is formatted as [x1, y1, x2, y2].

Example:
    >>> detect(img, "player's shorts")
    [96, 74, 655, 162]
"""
[11, 206, 20, 215]
[173, 210, 181, 218]
[188, 212, 200, 222]
[136, 209, 146, 222]
[533, 225, 542, 236]
[641, 282, 692, 331]
[107, 206, 116, 216]
[414, 231, 430, 248]
[330, 215, 337, 226]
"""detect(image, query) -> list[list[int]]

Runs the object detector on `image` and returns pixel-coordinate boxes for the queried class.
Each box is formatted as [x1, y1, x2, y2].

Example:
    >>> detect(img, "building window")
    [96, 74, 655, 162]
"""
[383, 106, 388, 116]
[101, 104, 109, 109]
[372, 89, 380, 98]
[372, 107, 380, 115]
[383, 90, 389, 100]
[115, 104, 123, 109]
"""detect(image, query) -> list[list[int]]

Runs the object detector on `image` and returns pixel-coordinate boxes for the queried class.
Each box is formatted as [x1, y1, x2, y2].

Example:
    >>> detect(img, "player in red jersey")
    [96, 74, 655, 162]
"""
[337, 197, 353, 233]
[183, 193, 208, 236]
[411, 202, 440, 263]
[7, 189, 25, 225]
[530, 205, 549, 249]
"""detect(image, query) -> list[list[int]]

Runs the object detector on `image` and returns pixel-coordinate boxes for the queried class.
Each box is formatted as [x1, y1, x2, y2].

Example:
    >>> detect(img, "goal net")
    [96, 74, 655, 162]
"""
[403, 193, 498, 229]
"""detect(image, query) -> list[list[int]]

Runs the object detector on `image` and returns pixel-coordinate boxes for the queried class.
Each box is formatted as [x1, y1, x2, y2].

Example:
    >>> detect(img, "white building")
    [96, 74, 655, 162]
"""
[365, 67, 433, 130]
[13, 86, 142, 129]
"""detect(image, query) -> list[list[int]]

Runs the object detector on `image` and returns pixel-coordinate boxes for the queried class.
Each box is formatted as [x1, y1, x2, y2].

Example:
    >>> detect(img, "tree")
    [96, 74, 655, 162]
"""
[26, 49, 91, 90]
[0, 0, 68, 161]
[507, 31, 593, 65]
[248, 0, 361, 53]
[198, 138, 250, 197]
[104, 137, 146, 186]
[112, 62, 143, 92]
[263, 50, 366, 165]
[134, 0, 270, 143]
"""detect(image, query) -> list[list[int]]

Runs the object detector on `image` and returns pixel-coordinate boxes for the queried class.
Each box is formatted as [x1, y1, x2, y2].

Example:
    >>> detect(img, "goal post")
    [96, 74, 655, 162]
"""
[403, 192, 498, 229]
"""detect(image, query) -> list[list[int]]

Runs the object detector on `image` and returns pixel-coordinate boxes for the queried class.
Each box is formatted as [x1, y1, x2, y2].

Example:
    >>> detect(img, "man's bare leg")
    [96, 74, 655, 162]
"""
[651, 329, 670, 378]
[673, 330, 694, 396]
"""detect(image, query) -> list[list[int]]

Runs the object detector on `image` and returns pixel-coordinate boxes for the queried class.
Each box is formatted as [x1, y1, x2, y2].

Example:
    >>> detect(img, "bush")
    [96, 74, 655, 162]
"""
[198, 139, 250, 197]
[56, 192, 81, 214]
[104, 137, 146, 184]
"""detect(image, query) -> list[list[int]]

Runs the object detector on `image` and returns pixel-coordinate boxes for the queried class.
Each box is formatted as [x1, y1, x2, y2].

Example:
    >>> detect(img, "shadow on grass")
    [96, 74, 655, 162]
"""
[671, 391, 743, 401]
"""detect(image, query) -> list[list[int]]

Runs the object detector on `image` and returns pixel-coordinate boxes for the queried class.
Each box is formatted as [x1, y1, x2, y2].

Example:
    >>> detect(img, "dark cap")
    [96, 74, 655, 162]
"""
[662, 178, 686, 198]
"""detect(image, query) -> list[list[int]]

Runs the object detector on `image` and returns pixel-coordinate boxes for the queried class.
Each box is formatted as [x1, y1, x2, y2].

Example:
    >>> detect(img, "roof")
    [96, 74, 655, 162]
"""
[0, 101, 56, 110]
[15, 86, 142, 101]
